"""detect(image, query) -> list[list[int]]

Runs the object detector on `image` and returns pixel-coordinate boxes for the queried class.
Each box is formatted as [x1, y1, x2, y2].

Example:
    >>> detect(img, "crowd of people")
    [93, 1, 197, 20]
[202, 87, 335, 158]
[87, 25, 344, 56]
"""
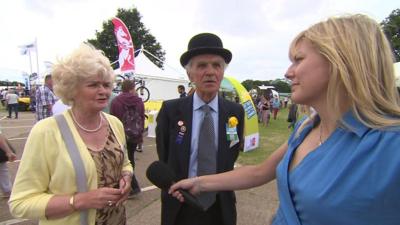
[255, 93, 297, 128]
[0, 73, 58, 121]
[0, 13, 399, 225]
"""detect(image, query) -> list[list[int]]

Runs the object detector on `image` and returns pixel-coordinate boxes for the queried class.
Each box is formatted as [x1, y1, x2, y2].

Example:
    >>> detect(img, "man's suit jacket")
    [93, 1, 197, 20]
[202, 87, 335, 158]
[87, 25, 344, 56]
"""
[156, 94, 245, 225]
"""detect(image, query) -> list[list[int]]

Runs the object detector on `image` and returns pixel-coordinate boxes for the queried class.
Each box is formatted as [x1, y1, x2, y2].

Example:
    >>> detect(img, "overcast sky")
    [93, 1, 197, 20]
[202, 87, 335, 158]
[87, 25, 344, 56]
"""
[0, 0, 398, 82]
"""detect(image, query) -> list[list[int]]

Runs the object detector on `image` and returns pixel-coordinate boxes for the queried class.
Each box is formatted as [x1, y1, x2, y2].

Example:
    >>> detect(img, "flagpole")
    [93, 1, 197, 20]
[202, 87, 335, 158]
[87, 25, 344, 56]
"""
[35, 38, 40, 76]
[28, 49, 33, 75]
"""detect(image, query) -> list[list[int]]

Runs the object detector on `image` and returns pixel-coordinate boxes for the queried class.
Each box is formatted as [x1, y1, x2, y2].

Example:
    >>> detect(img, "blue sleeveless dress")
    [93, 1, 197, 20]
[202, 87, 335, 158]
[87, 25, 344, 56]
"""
[272, 112, 400, 225]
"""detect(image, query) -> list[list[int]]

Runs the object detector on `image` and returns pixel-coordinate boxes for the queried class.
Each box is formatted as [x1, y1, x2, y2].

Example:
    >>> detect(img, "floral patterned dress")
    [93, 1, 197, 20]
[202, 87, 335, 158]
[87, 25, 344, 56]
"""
[88, 126, 126, 225]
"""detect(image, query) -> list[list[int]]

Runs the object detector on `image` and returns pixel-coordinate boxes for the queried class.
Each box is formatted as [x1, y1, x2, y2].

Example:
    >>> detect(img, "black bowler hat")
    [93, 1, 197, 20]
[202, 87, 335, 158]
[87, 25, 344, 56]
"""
[180, 33, 232, 67]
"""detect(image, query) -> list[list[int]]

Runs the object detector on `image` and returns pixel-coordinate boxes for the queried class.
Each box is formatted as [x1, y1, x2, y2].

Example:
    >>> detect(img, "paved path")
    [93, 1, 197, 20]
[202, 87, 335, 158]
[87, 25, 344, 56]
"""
[0, 111, 278, 225]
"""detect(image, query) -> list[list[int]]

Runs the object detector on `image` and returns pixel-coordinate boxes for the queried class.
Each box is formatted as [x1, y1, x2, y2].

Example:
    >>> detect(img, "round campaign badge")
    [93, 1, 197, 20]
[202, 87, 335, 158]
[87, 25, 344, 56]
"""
[180, 126, 187, 133]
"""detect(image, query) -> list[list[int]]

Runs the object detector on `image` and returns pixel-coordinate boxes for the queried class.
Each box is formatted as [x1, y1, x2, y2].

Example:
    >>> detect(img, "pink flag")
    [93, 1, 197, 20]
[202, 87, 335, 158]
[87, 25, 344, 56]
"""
[112, 17, 135, 74]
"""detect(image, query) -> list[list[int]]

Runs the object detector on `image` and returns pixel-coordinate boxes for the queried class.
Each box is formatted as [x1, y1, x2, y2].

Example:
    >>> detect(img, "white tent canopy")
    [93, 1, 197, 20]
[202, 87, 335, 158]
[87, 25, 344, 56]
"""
[258, 85, 279, 98]
[114, 49, 189, 101]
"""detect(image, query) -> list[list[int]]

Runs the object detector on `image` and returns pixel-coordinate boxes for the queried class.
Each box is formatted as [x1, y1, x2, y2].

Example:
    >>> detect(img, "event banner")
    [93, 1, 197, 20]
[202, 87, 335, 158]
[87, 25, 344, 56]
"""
[224, 76, 259, 152]
[112, 17, 135, 74]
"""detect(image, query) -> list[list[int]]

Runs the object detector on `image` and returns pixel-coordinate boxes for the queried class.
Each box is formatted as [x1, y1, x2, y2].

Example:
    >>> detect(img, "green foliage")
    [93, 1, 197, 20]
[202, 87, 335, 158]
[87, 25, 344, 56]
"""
[241, 79, 291, 93]
[241, 79, 268, 91]
[237, 107, 292, 165]
[381, 8, 400, 62]
[271, 79, 291, 93]
[87, 7, 166, 69]
[0, 80, 24, 86]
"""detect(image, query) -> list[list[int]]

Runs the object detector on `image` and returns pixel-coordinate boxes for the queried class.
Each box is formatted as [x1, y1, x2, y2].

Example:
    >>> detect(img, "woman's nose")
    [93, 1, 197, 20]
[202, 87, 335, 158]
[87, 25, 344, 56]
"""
[285, 66, 294, 80]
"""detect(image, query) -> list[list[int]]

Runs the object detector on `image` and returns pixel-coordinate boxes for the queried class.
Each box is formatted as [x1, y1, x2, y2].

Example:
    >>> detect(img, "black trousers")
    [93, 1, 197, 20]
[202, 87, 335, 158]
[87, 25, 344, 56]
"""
[126, 139, 140, 191]
[8, 104, 18, 118]
[175, 198, 223, 225]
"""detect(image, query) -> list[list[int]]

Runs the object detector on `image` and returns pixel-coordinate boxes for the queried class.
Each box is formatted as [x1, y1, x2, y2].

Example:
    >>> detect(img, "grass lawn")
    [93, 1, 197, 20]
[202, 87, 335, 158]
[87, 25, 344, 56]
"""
[237, 107, 292, 165]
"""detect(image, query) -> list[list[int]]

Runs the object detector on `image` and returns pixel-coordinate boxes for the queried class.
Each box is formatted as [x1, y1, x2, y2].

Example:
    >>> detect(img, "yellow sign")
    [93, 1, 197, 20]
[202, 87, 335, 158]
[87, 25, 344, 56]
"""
[224, 76, 259, 152]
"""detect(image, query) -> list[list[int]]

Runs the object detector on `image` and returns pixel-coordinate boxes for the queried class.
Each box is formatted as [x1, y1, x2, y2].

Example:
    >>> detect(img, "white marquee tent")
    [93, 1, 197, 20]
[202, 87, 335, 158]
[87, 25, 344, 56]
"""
[114, 49, 190, 101]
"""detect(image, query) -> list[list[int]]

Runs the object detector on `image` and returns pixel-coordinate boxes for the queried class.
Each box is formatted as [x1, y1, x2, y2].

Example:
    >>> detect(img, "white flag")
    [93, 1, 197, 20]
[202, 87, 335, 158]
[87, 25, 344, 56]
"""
[19, 42, 36, 55]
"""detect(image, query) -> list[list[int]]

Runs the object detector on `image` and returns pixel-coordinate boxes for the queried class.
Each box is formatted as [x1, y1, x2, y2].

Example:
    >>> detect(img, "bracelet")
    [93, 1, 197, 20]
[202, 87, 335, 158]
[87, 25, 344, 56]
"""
[69, 194, 77, 211]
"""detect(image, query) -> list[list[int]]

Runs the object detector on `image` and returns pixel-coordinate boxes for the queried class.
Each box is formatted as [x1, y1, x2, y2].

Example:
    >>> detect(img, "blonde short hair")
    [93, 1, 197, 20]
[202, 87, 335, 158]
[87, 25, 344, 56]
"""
[290, 14, 400, 130]
[52, 43, 114, 105]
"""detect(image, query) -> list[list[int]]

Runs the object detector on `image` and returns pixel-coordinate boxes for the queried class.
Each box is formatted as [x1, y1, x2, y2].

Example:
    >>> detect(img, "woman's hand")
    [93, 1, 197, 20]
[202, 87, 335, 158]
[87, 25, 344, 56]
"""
[115, 176, 131, 206]
[75, 187, 123, 209]
[168, 177, 201, 203]
[45, 186, 124, 219]
[7, 151, 17, 162]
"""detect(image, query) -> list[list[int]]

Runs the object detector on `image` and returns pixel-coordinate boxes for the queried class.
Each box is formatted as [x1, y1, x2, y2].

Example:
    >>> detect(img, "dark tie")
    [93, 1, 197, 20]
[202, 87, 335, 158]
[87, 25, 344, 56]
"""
[197, 104, 217, 210]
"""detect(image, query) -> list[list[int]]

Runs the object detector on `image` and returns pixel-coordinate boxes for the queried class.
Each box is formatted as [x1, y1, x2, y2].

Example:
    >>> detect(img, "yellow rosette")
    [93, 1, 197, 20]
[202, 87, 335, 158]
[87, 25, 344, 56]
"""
[228, 116, 238, 128]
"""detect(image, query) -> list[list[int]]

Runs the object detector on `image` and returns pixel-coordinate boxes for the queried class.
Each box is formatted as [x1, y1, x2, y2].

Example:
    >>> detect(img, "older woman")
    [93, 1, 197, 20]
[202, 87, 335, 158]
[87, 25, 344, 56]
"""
[9, 43, 133, 225]
[170, 14, 400, 225]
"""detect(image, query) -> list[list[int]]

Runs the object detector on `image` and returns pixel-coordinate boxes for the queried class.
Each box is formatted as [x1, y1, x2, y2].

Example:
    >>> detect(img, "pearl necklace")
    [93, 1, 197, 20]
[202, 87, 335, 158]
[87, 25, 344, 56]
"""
[70, 110, 104, 133]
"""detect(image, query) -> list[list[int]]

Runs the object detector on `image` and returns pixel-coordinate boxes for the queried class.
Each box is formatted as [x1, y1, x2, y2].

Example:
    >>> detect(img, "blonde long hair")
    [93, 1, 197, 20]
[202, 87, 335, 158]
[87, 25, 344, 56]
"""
[291, 14, 400, 131]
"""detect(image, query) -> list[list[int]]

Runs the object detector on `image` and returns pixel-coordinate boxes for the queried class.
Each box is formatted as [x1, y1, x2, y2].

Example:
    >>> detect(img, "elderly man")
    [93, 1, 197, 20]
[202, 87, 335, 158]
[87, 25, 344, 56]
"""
[156, 33, 244, 225]
[35, 74, 57, 121]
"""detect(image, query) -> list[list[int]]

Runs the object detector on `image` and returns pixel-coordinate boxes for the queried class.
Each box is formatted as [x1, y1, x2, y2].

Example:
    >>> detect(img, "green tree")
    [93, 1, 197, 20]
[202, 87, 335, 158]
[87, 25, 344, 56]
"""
[381, 8, 400, 62]
[241, 78, 290, 93]
[271, 79, 291, 93]
[241, 79, 268, 91]
[88, 7, 165, 69]
[241, 79, 255, 91]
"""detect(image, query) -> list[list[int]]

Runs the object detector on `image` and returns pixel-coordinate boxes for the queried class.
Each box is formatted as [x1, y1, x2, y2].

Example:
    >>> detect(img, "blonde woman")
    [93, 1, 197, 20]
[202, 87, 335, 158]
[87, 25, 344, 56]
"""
[170, 14, 400, 225]
[9, 44, 133, 225]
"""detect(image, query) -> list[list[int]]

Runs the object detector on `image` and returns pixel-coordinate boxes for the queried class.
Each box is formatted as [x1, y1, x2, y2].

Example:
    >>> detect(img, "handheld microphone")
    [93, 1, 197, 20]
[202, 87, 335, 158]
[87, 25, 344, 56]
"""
[146, 161, 205, 211]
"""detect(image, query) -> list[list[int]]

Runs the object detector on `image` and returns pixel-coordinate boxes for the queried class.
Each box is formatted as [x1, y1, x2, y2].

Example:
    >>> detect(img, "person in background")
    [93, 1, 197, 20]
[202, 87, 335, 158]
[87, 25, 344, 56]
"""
[283, 96, 289, 108]
[102, 91, 118, 114]
[156, 33, 244, 225]
[178, 85, 187, 98]
[256, 96, 263, 123]
[271, 95, 281, 120]
[9, 43, 133, 225]
[287, 101, 298, 130]
[1, 88, 8, 106]
[170, 14, 400, 225]
[261, 95, 271, 127]
[6, 89, 19, 119]
[0, 127, 17, 198]
[35, 74, 57, 121]
[110, 79, 144, 196]
[29, 86, 36, 112]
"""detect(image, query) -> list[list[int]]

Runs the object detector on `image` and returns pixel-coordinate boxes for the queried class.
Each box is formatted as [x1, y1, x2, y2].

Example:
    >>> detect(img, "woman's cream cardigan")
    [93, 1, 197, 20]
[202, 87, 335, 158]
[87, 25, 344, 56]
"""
[9, 111, 133, 225]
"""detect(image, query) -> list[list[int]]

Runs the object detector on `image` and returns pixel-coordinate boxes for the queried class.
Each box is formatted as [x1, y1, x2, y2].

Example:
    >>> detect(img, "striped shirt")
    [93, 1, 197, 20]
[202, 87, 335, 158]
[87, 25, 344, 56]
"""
[35, 85, 56, 121]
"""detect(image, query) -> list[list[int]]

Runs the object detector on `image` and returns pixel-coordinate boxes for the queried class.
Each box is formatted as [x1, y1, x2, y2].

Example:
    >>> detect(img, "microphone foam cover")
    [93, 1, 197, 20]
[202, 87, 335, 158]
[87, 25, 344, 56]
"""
[146, 161, 176, 190]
